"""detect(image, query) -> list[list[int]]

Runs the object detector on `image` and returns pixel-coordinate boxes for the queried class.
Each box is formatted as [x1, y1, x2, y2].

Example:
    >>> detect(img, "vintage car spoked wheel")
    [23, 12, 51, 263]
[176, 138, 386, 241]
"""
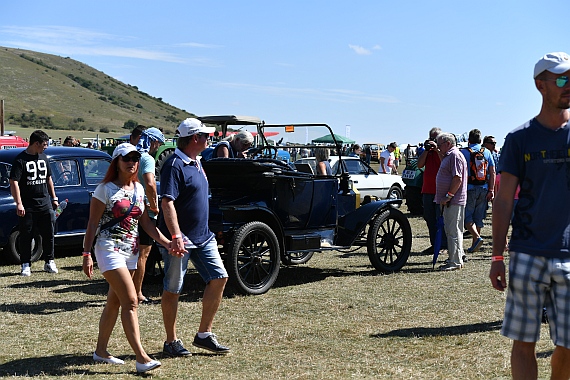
[8, 230, 43, 264]
[228, 221, 280, 295]
[281, 251, 314, 265]
[366, 208, 412, 272]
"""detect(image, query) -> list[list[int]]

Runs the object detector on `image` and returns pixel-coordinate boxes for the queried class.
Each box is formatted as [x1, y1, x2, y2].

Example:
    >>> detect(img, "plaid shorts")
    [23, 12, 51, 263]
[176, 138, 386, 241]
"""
[501, 251, 570, 348]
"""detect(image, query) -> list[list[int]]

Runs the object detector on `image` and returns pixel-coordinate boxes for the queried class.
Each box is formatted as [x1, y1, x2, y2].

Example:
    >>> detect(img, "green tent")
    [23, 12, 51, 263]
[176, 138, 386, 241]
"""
[311, 133, 355, 144]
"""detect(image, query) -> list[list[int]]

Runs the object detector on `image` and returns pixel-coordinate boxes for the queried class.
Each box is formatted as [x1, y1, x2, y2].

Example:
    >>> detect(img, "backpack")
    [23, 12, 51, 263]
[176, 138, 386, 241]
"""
[464, 147, 488, 185]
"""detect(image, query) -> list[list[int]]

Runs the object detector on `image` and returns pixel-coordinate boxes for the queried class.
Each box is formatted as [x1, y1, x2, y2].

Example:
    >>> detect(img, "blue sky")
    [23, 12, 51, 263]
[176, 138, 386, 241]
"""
[1, 0, 568, 147]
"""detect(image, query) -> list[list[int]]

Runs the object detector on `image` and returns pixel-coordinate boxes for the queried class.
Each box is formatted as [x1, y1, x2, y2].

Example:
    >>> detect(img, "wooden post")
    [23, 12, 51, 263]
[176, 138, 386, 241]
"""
[0, 99, 4, 136]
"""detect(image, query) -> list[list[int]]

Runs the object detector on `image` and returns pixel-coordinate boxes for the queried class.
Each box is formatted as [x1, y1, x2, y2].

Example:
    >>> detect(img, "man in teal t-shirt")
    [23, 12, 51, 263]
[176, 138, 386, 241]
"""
[132, 127, 164, 305]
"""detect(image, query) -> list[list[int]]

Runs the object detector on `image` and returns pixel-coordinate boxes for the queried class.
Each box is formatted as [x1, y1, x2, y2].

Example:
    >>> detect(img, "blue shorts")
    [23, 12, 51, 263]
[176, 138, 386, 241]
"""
[159, 238, 228, 294]
[464, 186, 488, 228]
[502, 252, 570, 348]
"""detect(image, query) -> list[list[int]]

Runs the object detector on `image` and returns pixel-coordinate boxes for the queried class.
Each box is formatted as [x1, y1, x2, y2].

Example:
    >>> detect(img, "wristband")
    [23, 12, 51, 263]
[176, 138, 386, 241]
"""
[172, 234, 182, 239]
[446, 192, 454, 198]
[491, 256, 504, 262]
[82, 252, 91, 257]
[52, 197, 59, 201]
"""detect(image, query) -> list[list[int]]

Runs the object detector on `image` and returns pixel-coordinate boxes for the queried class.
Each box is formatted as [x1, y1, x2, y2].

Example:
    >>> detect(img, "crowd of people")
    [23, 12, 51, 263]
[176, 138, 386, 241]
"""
[10, 119, 230, 373]
[417, 128, 498, 271]
[8, 51, 570, 378]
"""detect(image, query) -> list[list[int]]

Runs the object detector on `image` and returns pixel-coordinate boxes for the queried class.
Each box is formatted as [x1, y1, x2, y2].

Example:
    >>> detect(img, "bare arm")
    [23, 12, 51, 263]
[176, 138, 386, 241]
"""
[47, 177, 57, 199]
[416, 149, 429, 168]
[486, 164, 496, 201]
[161, 197, 185, 257]
[82, 197, 106, 279]
[380, 156, 387, 173]
[440, 175, 462, 206]
[489, 172, 518, 292]
[139, 210, 170, 248]
[216, 146, 229, 158]
[47, 177, 58, 209]
[142, 172, 159, 213]
[317, 161, 327, 176]
[9, 179, 25, 217]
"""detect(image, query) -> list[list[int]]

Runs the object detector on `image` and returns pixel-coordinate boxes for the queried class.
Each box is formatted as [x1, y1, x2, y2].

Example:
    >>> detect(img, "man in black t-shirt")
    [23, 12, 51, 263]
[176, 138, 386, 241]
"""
[9, 130, 59, 276]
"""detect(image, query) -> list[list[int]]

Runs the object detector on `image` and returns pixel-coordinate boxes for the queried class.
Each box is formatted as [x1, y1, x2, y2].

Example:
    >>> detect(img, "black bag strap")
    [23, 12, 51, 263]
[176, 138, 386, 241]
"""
[99, 186, 137, 232]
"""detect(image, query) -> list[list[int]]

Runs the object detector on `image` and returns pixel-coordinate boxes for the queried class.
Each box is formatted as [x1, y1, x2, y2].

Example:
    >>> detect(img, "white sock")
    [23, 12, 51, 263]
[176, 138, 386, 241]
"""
[197, 332, 212, 339]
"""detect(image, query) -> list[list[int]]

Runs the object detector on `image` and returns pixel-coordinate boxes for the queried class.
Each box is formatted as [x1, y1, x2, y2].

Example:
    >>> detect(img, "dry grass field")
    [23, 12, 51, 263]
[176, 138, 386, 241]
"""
[0, 205, 556, 379]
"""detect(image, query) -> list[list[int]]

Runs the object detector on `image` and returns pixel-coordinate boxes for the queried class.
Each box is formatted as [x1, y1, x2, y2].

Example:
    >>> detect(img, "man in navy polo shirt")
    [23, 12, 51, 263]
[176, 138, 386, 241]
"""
[158, 118, 230, 357]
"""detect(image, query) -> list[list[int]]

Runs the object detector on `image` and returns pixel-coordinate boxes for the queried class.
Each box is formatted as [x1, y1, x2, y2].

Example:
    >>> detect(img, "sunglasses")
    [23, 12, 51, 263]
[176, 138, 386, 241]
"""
[485, 141, 497, 145]
[545, 76, 570, 88]
[120, 155, 140, 163]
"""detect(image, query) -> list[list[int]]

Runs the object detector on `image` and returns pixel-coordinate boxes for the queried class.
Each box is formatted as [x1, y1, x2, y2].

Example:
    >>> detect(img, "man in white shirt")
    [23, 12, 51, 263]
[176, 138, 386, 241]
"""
[379, 143, 397, 174]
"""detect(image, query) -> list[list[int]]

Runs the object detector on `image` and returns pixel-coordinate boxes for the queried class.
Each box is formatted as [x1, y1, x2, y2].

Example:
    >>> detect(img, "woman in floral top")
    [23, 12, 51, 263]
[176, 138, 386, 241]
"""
[82, 143, 171, 373]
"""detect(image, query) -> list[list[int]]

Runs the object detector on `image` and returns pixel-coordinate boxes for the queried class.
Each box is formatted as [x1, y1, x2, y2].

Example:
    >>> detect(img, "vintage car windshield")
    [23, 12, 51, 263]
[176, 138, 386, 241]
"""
[0, 162, 11, 188]
[84, 158, 110, 185]
[333, 159, 377, 175]
[50, 159, 81, 187]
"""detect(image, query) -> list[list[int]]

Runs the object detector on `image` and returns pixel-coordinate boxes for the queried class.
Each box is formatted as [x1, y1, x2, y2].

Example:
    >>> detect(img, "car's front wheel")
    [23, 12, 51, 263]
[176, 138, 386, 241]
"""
[366, 208, 412, 272]
[387, 185, 403, 208]
[227, 221, 280, 295]
[7, 230, 43, 264]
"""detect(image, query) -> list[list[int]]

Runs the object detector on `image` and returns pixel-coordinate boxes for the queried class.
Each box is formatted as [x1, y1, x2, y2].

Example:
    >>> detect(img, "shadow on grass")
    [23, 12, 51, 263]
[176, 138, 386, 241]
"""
[8, 278, 110, 296]
[370, 320, 503, 338]
[0, 354, 129, 377]
[0, 299, 105, 315]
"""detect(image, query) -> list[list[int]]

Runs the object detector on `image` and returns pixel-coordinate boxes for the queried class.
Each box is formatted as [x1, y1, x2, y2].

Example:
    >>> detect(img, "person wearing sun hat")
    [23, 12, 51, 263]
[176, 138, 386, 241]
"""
[132, 127, 165, 305]
[158, 118, 231, 357]
[490, 52, 570, 378]
[82, 142, 172, 373]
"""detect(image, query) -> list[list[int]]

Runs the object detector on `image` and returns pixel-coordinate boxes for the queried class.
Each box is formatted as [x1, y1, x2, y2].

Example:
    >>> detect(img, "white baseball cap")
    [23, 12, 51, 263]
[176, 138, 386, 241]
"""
[534, 52, 570, 78]
[176, 118, 216, 137]
[112, 143, 141, 159]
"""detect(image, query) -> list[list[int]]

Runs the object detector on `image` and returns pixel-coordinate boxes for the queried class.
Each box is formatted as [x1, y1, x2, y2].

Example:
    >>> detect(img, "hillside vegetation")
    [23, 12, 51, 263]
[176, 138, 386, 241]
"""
[0, 47, 194, 137]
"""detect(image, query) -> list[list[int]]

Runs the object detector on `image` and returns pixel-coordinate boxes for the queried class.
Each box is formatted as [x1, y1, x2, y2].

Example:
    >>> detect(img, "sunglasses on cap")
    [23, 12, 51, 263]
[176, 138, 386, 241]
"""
[120, 155, 140, 163]
[544, 76, 570, 88]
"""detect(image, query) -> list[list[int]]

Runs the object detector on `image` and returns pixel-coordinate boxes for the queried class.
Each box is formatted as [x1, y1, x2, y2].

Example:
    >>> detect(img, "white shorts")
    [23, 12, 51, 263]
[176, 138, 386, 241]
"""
[94, 239, 138, 273]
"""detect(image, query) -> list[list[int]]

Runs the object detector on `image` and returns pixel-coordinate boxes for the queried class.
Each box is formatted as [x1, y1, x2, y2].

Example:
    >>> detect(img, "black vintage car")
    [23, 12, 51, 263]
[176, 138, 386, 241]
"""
[200, 117, 413, 295]
[0, 147, 111, 263]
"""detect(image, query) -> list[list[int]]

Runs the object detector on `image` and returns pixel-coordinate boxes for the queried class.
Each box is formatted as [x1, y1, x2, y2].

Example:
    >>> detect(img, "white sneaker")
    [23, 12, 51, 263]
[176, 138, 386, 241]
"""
[21, 263, 31, 277]
[44, 260, 58, 274]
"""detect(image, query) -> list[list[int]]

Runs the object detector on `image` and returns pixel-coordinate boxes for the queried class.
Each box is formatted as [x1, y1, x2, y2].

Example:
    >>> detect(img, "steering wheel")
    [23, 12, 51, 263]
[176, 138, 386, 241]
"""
[249, 146, 278, 159]
[54, 170, 73, 186]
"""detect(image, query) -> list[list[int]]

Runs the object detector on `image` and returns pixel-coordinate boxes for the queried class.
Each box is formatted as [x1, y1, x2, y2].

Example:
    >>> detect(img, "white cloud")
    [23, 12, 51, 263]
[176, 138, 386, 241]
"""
[215, 81, 399, 104]
[349, 44, 382, 55]
[0, 25, 196, 64]
[349, 44, 372, 55]
[175, 42, 222, 49]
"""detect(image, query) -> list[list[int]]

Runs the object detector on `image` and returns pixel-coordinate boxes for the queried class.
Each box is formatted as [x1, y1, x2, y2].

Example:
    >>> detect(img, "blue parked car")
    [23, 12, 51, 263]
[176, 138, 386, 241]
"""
[0, 147, 111, 264]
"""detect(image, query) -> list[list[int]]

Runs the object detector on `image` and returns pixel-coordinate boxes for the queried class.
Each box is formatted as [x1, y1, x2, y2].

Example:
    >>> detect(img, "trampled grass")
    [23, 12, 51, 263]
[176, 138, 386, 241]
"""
[0, 206, 555, 379]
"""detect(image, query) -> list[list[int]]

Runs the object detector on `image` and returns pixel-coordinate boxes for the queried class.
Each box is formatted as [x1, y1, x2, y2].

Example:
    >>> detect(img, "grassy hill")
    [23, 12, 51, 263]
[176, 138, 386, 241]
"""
[0, 46, 195, 140]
